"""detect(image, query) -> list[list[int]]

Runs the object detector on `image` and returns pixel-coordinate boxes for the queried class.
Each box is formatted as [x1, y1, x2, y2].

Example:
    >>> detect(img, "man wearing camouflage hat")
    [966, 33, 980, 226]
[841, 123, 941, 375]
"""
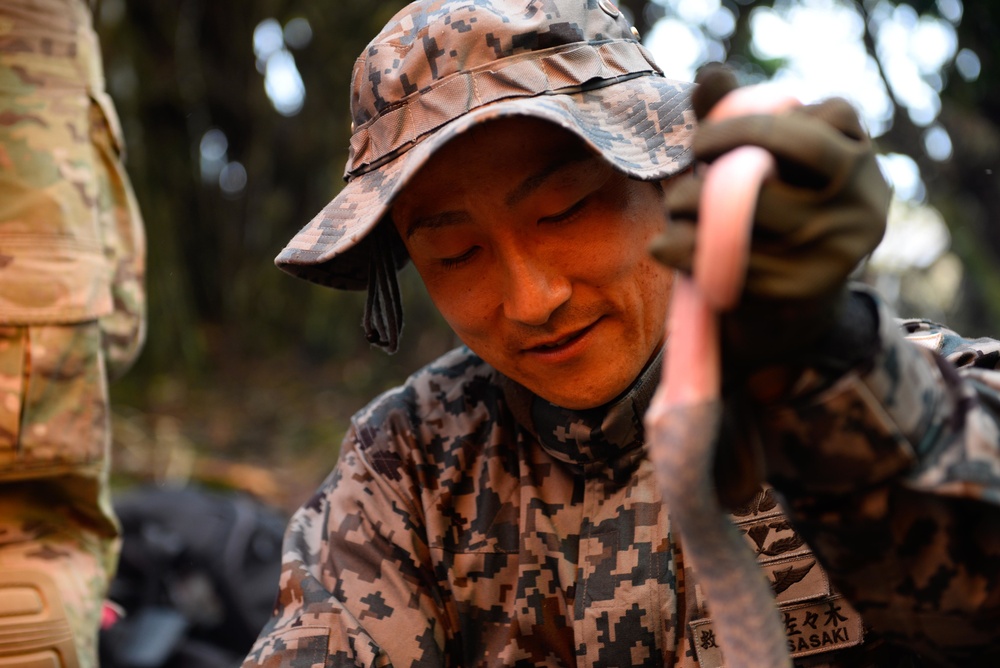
[0, 1, 145, 667]
[243, 0, 1000, 665]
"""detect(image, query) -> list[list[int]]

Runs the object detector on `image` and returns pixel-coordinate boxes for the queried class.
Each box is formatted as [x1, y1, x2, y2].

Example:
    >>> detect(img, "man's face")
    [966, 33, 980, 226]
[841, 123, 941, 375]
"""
[392, 117, 673, 410]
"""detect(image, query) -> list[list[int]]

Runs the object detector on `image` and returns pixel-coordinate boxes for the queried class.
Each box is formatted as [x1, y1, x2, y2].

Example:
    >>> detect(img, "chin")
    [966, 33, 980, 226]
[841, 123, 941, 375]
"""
[532, 380, 629, 411]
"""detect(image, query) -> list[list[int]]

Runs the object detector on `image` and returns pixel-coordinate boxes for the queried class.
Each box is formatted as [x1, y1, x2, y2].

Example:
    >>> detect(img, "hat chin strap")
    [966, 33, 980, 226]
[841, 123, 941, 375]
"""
[364, 224, 404, 354]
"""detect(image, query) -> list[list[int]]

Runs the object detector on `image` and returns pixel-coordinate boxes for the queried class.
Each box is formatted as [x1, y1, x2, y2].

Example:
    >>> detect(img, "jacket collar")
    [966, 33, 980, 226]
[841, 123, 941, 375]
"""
[500, 348, 664, 472]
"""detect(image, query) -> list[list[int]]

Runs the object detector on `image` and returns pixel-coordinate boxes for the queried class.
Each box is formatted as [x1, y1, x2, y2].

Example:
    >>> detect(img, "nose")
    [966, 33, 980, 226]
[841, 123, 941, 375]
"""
[500, 248, 571, 326]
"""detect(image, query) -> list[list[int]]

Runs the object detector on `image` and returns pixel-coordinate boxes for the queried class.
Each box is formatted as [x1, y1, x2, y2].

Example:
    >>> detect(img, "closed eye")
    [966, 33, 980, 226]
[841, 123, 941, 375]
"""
[539, 197, 588, 225]
[439, 247, 479, 269]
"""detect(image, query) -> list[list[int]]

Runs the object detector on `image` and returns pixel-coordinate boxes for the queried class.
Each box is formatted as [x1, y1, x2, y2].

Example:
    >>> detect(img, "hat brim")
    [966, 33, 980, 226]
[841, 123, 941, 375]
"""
[275, 73, 696, 290]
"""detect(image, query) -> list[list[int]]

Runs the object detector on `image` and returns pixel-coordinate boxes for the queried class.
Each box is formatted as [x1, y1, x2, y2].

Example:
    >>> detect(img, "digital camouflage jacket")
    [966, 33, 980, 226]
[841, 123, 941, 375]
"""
[243, 293, 1000, 667]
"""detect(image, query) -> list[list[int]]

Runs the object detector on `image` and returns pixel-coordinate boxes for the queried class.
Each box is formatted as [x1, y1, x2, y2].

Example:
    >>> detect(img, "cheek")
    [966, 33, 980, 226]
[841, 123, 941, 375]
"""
[639, 260, 673, 334]
[423, 276, 496, 342]
[595, 211, 668, 290]
[614, 208, 672, 338]
[597, 181, 668, 276]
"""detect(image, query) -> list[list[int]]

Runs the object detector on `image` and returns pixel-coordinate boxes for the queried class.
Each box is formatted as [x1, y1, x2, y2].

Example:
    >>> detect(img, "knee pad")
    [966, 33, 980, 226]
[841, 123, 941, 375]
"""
[0, 570, 78, 668]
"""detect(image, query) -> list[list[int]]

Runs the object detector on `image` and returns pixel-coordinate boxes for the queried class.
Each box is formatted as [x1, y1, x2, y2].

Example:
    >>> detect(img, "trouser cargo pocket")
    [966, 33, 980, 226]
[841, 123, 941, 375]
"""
[0, 323, 108, 479]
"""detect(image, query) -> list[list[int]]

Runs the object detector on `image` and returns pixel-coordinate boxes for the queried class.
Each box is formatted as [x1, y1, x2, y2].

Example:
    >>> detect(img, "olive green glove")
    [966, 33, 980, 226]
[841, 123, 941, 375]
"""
[652, 65, 891, 383]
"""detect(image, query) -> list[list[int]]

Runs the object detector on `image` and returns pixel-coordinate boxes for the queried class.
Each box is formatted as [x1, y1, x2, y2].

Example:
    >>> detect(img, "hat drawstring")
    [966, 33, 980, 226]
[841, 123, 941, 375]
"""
[363, 225, 403, 353]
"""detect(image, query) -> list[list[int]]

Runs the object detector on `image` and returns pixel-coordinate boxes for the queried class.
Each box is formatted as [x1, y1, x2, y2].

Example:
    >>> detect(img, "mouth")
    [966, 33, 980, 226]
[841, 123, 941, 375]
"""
[524, 319, 601, 356]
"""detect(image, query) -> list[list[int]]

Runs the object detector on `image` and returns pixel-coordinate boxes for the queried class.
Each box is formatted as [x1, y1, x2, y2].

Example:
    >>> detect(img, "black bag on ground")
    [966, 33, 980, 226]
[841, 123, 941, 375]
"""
[100, 485, 286, 668]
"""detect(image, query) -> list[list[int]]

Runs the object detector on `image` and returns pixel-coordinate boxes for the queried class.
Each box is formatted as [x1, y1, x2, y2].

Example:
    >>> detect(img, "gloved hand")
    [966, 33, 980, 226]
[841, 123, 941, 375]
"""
[651, 64, 891, 393]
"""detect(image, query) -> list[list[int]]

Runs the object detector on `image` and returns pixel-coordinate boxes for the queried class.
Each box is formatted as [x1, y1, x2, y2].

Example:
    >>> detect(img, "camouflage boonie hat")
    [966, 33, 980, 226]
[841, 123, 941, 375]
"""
[275, 0, 696, 292]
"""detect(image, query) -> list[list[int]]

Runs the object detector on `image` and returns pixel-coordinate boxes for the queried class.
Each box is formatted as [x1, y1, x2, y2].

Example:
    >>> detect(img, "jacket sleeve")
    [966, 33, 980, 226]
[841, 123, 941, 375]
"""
[241, 415, 451, 668]
[757, 287, 1000, 665]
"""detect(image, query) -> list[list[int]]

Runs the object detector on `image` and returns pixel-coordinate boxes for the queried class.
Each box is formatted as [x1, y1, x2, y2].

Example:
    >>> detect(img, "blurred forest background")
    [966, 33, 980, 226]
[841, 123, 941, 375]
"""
[94, 0, 999, 511]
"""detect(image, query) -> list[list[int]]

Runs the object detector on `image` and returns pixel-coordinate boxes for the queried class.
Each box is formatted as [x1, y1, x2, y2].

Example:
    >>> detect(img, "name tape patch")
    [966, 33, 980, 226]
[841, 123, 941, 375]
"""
[689, 594, 864, 667]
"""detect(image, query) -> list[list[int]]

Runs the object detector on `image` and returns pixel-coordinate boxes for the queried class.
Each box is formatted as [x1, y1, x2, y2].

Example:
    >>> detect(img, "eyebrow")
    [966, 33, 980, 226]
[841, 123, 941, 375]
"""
[402, 210, 472, 240]
[504, 151, 597, 207]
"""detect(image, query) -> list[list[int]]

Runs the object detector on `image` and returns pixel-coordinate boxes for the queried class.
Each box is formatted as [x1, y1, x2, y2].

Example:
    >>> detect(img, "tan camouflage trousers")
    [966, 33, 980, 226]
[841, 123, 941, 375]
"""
[0, 323, 119, 668]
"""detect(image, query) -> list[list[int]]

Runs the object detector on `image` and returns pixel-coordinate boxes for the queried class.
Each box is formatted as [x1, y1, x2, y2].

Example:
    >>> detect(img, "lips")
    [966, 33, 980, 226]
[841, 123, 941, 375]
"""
[523, 319, 601, 355]
[535, 332, 580, 349]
